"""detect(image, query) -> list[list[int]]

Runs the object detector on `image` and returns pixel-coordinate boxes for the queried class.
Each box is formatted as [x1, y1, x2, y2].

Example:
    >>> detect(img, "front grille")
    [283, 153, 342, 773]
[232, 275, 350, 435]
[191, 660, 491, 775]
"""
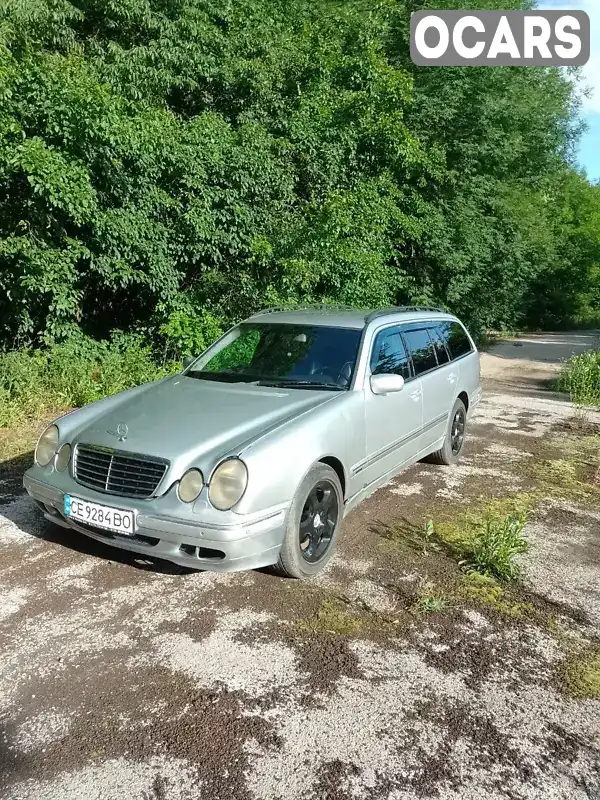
[73, 444, 168, 499]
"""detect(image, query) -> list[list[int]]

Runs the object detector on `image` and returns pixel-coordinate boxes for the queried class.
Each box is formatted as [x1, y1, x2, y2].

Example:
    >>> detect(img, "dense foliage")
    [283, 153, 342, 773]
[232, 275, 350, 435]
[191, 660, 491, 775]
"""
[0, 333, 178, 426]
[559, 350, 600, 408]
[1, 0, 599, 356]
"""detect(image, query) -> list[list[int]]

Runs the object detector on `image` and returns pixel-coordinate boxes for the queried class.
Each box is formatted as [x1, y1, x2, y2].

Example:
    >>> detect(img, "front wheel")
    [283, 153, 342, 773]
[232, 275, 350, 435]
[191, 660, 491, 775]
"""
[426, 398, 467, 466]
[275, 463, 343, 579]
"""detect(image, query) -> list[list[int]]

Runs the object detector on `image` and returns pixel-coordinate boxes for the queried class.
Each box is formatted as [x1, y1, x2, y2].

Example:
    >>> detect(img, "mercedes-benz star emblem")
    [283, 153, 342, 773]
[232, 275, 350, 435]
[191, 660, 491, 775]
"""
[109, 423, 129, 441]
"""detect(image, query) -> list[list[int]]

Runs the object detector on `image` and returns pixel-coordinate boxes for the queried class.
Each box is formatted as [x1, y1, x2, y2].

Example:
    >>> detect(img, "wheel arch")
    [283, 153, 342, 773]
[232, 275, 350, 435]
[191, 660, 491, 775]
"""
[318, 455, 347, 499]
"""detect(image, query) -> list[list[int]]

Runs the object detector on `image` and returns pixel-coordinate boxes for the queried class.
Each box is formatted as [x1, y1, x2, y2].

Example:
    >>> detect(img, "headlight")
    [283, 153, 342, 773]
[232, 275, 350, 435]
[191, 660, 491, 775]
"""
[35, 425, 59, 467]
[208, 458, 248, 510]
[178, 469, 204, 503]
[55, 443, 72, 472]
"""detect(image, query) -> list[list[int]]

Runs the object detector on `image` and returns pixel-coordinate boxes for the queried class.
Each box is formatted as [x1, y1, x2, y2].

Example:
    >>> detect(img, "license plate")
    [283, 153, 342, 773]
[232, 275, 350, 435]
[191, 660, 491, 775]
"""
[64, 495, 135, 536]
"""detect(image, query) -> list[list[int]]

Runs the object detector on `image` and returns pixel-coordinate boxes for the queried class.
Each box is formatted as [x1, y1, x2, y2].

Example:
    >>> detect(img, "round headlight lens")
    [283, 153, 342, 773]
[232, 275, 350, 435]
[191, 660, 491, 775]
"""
[178, 469, 204, 503]
[55, 443, 72, 472]
[35, 425, 59, 467]
[208, 458, 248, 511]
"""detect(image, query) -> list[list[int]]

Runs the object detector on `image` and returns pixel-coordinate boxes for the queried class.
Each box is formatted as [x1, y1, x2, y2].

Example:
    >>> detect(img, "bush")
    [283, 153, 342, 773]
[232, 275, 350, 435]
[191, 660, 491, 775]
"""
[158, 308, 225, 361]
[458, 511, 529, 582]
[558, 350, 600, 407]
[0, 333, 179, 427]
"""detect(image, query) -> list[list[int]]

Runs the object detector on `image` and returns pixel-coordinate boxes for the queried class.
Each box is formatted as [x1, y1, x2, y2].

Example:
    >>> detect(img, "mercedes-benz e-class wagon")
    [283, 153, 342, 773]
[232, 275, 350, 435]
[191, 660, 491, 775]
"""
[24, 305, 481, 578]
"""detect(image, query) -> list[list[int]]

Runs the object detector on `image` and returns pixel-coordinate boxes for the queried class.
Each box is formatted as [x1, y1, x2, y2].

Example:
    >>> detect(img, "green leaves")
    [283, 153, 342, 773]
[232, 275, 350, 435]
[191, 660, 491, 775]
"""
[0, 0, 596, 349]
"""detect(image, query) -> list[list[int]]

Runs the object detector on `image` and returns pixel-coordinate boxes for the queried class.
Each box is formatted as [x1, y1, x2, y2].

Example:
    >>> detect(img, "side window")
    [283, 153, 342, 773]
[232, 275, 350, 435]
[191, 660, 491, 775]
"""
[427, 325, 450, 365]
[438, 321, 473, 360]
[403, 328, 438, 375]
[370, 328, 411, 379]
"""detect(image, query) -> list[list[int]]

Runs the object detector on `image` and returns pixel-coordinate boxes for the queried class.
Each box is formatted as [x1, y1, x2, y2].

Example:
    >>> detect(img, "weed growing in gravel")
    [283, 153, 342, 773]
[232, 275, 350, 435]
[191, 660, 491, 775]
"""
[558, 647, 600, 699]
[429, 506, 530, 582]
[458, 510, 528, 581]
[415, 596, 448, 614]
[414, 578, 449, 614]
[558, 350, 600, 407]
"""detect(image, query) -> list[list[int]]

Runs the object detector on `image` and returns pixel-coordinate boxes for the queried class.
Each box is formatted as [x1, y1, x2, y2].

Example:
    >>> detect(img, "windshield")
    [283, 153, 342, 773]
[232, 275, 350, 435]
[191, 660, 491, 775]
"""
[187, 323, 362, 389]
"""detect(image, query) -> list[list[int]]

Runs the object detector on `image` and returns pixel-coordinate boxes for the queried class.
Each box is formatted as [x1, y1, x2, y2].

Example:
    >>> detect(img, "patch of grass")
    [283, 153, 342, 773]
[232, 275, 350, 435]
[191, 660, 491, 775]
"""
[296, 598, 365, 636]
[0, 333, 179, 428]
[415, 595, 448, 614]
[459, 573, 534, 619]
[550, 430, 600, 460]
[413, 578, 449, 614]
[531, 457, 599, 501]
[558, 646, 600, 700]
[558, 350, 600, 407]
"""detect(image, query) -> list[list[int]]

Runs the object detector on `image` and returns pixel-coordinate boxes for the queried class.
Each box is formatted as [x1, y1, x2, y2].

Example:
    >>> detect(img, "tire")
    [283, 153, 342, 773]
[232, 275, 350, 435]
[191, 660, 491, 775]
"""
[275, 463, 343, 579]
[426, 398, 467, 466]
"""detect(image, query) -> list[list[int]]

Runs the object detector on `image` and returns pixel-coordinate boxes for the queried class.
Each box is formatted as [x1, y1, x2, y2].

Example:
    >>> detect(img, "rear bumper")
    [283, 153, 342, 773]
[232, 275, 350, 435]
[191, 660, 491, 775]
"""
[23, 473, 287, 573]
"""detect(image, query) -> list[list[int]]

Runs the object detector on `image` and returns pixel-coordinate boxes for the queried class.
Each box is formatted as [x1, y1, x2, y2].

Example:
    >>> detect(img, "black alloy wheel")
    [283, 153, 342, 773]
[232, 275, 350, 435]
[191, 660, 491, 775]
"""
[298, 480, 339, 563]
[450, 407, 466, 456]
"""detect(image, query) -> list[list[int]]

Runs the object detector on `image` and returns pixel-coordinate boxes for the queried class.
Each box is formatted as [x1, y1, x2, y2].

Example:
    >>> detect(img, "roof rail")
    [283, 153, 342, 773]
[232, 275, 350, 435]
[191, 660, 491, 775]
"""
[364, 305, 447, 324]
[250, 303, 361, 316]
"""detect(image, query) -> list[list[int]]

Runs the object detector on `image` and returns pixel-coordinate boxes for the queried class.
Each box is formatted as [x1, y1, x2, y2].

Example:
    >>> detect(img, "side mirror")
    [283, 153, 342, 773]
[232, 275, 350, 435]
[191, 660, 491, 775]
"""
[370, 373, 405, 395]
[183, 355, 196, 370]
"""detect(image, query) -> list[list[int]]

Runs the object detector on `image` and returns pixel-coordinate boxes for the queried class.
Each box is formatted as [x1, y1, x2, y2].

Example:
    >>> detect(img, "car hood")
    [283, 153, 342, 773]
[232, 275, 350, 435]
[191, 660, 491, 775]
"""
[73, 376, 336, 472]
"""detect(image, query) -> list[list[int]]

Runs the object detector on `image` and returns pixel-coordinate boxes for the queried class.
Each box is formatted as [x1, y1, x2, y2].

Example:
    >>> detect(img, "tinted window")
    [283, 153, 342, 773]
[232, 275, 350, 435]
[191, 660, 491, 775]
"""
[437, 321, 473, 360]
[370, 328, 411, 379]
[427, 325, 450, 365]
[403, 328, 438, 375]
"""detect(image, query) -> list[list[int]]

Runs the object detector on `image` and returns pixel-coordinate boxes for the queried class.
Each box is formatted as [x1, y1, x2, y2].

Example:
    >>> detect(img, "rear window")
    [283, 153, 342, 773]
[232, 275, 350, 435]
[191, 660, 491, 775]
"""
[427, 325, 451, 365]
[437, 321, 473, 360]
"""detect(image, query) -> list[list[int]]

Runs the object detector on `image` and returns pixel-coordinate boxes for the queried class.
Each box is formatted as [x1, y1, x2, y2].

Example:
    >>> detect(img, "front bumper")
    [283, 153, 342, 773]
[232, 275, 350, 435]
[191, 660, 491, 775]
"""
[23, 471, 288, 573]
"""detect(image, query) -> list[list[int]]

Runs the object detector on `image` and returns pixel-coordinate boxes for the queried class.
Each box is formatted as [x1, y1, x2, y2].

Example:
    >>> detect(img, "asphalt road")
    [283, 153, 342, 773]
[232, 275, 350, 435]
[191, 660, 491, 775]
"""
[1, 336, 599, 800]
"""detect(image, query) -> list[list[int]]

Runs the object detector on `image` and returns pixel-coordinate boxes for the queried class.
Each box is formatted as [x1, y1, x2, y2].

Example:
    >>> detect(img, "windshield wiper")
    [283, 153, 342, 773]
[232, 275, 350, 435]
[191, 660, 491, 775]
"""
[257, 380, 345, 391]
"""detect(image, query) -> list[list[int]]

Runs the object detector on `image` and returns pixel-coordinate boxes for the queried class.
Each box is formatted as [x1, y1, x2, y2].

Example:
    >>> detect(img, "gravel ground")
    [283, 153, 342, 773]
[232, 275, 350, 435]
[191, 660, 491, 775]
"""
[1, 335, 599, 800]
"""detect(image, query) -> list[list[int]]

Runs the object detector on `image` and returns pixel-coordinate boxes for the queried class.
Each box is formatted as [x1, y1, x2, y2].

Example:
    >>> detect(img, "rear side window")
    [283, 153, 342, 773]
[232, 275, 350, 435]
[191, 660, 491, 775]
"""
[437, 321, 473, 360]
[427, 326, 450, 365]
[403, 328, 438, 375]
[370, 328, 411, 379]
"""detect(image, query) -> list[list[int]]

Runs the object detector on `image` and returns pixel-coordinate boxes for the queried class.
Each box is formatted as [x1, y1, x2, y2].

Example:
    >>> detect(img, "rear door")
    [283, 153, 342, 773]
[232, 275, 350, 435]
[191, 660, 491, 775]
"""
[357, 325, 423, 489]
[401, 325, 457, 449]
[437, 319, 480, 405]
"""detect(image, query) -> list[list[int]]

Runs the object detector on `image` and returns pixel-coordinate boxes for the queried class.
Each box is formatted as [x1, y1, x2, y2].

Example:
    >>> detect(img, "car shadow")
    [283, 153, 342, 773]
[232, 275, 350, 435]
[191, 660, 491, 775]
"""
[0, 451, 195, 576]
[369, 516, 457, 558]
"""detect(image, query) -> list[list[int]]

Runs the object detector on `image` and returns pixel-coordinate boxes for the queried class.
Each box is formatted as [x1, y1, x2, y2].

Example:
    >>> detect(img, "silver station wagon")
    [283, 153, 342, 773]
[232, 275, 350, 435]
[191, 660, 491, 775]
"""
[24, 305, 482, 578]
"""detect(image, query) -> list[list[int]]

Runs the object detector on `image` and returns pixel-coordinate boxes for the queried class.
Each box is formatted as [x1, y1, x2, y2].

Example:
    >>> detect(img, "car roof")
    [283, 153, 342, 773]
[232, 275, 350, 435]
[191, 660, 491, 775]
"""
[246, 306, 458, 330]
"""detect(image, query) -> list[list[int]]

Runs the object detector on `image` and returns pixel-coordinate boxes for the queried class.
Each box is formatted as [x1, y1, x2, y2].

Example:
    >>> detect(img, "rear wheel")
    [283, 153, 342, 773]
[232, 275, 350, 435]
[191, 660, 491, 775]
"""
[275, 463, 343, 579]
[426, 398, 467, 466]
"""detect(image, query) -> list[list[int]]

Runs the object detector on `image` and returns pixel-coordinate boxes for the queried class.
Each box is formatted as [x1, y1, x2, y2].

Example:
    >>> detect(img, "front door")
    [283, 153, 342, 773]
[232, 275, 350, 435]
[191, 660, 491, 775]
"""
[356, 325, 424, 490]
